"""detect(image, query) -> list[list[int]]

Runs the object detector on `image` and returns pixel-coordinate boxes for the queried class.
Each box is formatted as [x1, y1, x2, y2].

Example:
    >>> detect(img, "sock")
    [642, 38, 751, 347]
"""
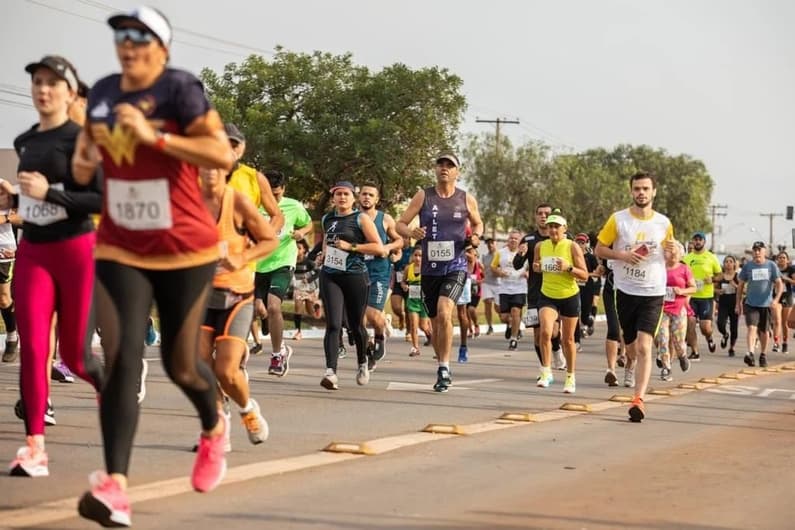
[6, 330, 18, 342]
[2, 302, 16, 335]
[440, 361, 450, 369]
[239, 400, 254, 414]
[534, 344, 542, 364]
[541, 366, 552, 375]
[551, 335, 561, 352]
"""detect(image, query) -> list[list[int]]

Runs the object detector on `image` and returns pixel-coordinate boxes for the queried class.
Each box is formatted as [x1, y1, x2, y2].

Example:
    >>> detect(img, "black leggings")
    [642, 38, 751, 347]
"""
[717, 294, 738, 347]
[575, 285, 595, 342]
[603, 275, 621, 342]
[319, 271, 369, 371]
[95, 260, 218, 475]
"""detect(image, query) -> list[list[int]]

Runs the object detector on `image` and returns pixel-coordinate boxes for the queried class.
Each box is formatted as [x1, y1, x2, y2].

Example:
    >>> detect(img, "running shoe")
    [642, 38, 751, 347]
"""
[623, 367, 635, 388]
[279, 345, 294, 377]
[409, 347, 421, 357]
[346, 328, 355, 346]
[268, 354, 283, 376]
[728, 348, 735, 357]
[563, 373, 576, 394]
[8, 437, 48, 477]
[249, 343, 263, 356]
[191, 413, 228, 493]
[337, 345, 347, 359]
[586, 324, 595, 337]
[552, 348, 567, 371]
[720, 334, 729, 349]
[688, 351, 701, 362]
[616, 354, 626, 368]
[372, 338, 386, 362]
[321, 369, 339, 390]
[536, 370, 554, 388]
[678, 355, 691, 373]
[783, 343, 789, 354]
[367, 351, 377, 372]
[508, 339, 518, 351]
[458, 344, 468, 363]
[51, 359, 75, 383]
[744, 353, 756, 367]
[433, 366, 452, 393]
[772, 343, 780, 353]
[2, 338, 19, 363]
[14, 398, 56, 426]
[504, 326, 511, 340]
[144, 318, 157, 347]
[423, 336, 432, 347]
[240, 399, 269, 445]
[655, 355, 663, 369]
[137, 359, 148, 405]
[78, 470, 131, 527]
[707, 338, 717, 353]
[660, 367, 672, 382]
[384, 314, 394, 338]
[292, 330, 303, 341]
[759, 353, 768, 368]
[356, 363, 370, 386]
[604, 369, 618, 387]
[628, 397, 645, 423]
[486, 325, 494, 335]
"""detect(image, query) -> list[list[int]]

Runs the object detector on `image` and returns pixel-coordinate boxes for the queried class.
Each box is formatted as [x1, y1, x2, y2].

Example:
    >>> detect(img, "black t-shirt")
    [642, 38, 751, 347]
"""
[513, 230, 548, 304]
[14, 120, 101, 243]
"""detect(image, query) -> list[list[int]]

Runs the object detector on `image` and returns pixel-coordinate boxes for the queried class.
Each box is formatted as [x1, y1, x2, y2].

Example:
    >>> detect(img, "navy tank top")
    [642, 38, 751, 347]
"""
[419, 186, 468, 276]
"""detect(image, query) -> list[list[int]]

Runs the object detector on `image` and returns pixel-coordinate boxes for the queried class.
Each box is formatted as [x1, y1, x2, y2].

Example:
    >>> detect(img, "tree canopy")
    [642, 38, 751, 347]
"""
[200, 48, 467, 216]
[463, 134, 714, 240]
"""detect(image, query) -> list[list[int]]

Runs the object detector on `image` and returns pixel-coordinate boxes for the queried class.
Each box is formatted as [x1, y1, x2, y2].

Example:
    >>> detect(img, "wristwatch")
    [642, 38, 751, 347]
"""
[567, 266, 574, 272]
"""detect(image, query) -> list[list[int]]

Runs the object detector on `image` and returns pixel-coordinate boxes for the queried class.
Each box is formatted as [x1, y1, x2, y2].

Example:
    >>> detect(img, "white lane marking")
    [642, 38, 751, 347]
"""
[706, 385, 795, 399]
[386, 378, 502, 391]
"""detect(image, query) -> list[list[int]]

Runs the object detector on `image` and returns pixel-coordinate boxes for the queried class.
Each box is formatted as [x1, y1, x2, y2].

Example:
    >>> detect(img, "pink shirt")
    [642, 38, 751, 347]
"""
[664, 263, 694, 315]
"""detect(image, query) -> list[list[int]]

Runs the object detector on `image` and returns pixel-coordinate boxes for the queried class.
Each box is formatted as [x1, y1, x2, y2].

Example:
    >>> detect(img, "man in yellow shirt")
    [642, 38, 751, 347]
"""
[683, 231, 722, 360]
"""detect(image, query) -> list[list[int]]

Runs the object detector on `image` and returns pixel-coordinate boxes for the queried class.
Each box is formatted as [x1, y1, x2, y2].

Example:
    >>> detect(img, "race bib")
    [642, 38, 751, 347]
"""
[324, 246, 348, 271]
[664, 287, 676, 302]
[751, 268, 770, 281]
[541, 257, 561, 273]
[427, 240, 454, 262]
[19, 183, 68, 226]
[621, 263, 649, 284]
[364, 254, 374, 261]
[408, 284, 422, 299]
[395, 271, 404, 283]
[695, 279, 704, 291]
[107, 178, 172, 230]
[523, 307, 539, 327]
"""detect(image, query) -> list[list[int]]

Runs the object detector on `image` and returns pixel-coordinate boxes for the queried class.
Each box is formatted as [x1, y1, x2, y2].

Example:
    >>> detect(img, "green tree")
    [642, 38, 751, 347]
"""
[200, 48, 467, 216]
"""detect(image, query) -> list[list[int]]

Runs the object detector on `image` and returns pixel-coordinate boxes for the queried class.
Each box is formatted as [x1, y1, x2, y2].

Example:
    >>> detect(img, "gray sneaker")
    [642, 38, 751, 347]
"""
[2, 338, 19, 363]
[320, 370, 339, 390]
[240, 398, 269, 445]
[552, 348, 567, 370]
[356, 363, 370, 386]
[623, 367, 636, 388]
[604, 369, 618, 387]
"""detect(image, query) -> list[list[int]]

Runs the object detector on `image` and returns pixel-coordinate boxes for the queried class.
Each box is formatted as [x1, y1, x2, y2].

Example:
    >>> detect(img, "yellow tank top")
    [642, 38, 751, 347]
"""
[228, 163, 261, 208]
[539, 238, 579, 299]
[213, 187, 254, 294]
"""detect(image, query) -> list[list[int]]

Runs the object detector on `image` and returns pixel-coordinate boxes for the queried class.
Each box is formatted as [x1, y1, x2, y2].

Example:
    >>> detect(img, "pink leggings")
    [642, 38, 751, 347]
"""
[14, 232, 102, 436]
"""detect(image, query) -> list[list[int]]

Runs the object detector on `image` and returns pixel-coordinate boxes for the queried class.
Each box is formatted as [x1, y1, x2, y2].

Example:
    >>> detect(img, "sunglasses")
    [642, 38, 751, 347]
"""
[114, 27, 157, 45]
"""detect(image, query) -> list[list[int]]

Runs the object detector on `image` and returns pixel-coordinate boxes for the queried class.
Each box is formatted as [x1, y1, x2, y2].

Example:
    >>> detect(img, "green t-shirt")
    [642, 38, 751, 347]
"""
[683, 250, 722, 299]
[256, 196, 312, 273]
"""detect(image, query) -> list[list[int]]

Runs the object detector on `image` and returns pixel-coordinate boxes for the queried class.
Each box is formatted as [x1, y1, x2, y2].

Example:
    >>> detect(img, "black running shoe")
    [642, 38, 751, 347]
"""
[678, 355, 691, 373]
[759, 353, 768, 368]
[707, 338, 716, 353]
[688, 351, 701, 362]
[655, 356, 663, 369]
[433, 366, 452, 393]
[504, 326, 511, 340]
[372, 338, 386, 362]
[720, 334, 729, 349]
[783, 343, 789, 354]
[744, 353, 755, 367]
[728, 348, 735, 357]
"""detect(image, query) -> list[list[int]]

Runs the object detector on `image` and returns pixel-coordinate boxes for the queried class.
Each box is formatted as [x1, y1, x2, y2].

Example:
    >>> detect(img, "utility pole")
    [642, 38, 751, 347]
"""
[476, 117, 519, 237]
[708, 204, 727, 251]
[760, 212, 783, 250]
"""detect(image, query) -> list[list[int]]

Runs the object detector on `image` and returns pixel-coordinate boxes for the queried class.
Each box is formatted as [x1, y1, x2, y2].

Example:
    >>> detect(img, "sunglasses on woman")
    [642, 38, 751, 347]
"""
[114, 27, 157, 45]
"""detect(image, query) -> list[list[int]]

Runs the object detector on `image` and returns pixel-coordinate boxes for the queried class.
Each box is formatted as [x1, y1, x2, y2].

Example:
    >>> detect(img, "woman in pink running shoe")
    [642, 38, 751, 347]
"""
[71, 6, 235, 527]
[3, 55, 104, 479]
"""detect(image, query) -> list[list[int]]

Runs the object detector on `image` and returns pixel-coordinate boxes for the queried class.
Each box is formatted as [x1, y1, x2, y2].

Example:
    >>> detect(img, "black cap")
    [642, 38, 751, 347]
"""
[330, 181, 355, 193]
[25, 56, 79, 91]
[752, 241, 766, 250]
[224, 123, 245, 144]
[77, 80, 90, 99]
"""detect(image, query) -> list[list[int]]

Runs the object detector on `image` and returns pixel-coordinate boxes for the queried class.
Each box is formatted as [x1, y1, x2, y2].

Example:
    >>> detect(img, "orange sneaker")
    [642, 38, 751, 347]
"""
[628, 397, 645, 423]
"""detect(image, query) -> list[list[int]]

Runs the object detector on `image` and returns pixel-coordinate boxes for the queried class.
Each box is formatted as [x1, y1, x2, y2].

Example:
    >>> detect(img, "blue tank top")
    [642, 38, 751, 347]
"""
[365, 210, 391, 277]
[321, 210, 367, 274]
[419, 186, 468, 276]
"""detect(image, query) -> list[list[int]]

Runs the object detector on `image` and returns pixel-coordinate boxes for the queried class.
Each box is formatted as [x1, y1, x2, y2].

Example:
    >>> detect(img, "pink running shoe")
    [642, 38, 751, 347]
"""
[77, 470, 131, 527]
[9, 437, 49, 477]
[191, 413, 228, 493]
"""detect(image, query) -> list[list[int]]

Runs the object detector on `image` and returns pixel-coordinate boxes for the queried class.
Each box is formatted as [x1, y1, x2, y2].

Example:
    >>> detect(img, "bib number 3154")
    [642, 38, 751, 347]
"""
[107, 178, 173, 231]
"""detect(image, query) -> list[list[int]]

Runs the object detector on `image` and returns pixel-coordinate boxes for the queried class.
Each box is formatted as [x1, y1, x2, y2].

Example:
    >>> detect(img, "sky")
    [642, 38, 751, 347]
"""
[1, 0, 794, 250]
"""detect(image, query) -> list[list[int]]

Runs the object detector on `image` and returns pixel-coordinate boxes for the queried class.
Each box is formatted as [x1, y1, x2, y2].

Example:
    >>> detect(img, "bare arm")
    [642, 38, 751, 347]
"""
[466, 192, 485, 247]
[396, 190, 425, 240]
[255, 171, 285, 234]
[237, 193, 279, 265]
[383, 213, 404, 256]
[568, 242, 590, 282]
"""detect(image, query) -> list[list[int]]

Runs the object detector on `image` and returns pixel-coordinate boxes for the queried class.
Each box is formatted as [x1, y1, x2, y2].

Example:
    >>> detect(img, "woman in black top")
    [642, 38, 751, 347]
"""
[318, 181, 384, 390]
[715, 255, 740, 356]
[773, 251, 795, 353]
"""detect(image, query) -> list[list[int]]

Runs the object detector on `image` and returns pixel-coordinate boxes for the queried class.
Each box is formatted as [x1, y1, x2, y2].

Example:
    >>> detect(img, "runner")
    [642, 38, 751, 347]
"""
[573, 232, 600, 351]
[198, 165, 278, 449]
[396, 153, 484, 392]
[72, 7, 235, 525]
[402, 245, 432, 357]
[389, 240, 412, 338]
[595, 171, 675, 422]
[655, 241, 695, 381]
[466, 244, 485, 341]
[0, 206, 18, 363]
[455, 244, 474, 362]
[736, 241, 783, 368]
[772, 251, 794, 353]
[480, 238, 499, 335]
[492, 230, 528, 350]
[318, 181, 384, 390]
[292, 239, 322, 340]
[683, 231, 722, 360]
[252, 170, 312, 377]
[532, 213, 588, 393]
[513, 204, 566, 369]
[600, 258, 627, 387]
[358, 183, 403, 370]
[715, 255, 740, 356]
[3, 55, 104, 477]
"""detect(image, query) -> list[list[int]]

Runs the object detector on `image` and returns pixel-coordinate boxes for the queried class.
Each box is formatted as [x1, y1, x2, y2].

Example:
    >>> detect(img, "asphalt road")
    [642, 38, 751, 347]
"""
[2, 324, 794, 529]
